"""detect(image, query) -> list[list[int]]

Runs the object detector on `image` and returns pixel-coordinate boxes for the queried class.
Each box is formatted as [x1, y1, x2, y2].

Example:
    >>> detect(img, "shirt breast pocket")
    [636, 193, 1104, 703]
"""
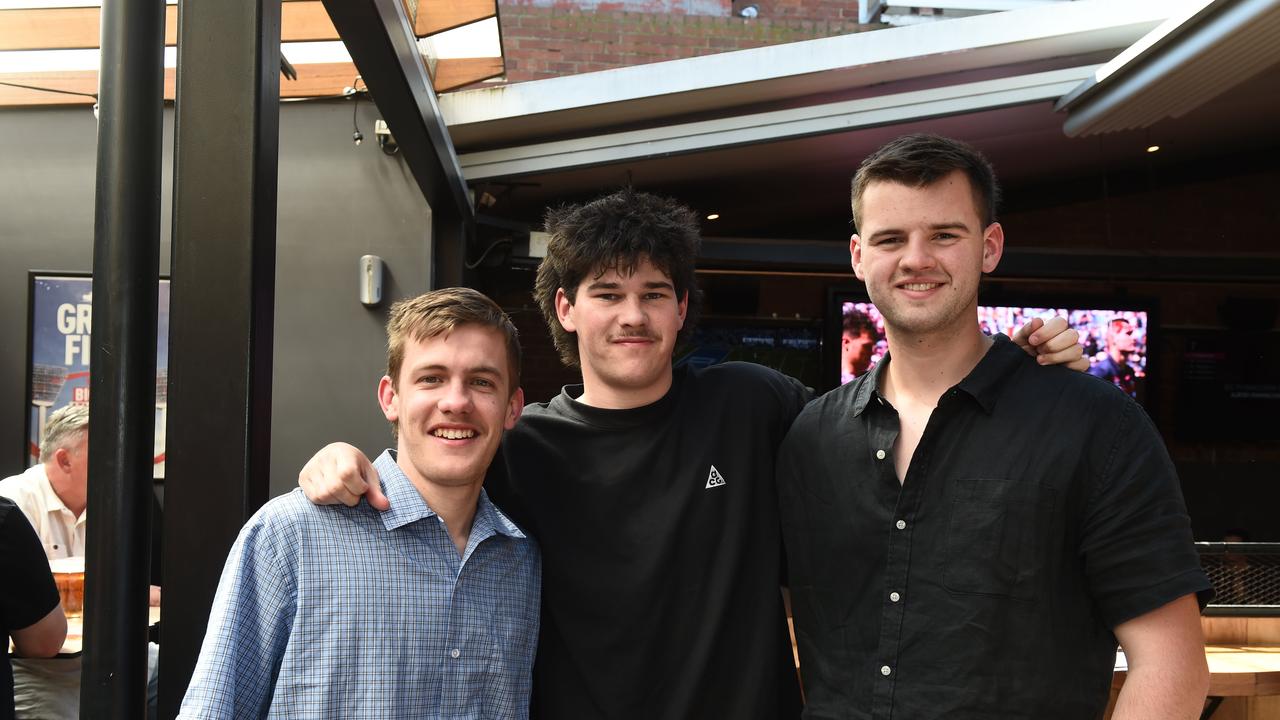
[943, 477, 1056, 601]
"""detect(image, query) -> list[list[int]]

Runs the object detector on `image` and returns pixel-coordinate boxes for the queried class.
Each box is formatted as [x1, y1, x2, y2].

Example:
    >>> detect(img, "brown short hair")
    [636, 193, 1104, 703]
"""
[533, 188, 704, 367]
[851, 133, 1001, 232]
[386, 287, 522, 396]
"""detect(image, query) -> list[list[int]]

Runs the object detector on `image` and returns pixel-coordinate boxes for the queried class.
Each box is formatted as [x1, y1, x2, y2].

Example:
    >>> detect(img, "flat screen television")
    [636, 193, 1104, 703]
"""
[827, 288, 1153, 405]
[675, 318, 823, 390]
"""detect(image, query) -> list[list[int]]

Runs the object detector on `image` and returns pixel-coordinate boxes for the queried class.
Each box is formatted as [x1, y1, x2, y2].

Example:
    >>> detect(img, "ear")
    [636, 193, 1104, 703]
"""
[850, 234, 866, 281]
[505, 387, 525, 430]
[54, 447, 74, 473]
[981, 222, 1004, 274]
[676, 290, 689, 330]
[377, 375, 399, 424]
[555, 287, 576, 333]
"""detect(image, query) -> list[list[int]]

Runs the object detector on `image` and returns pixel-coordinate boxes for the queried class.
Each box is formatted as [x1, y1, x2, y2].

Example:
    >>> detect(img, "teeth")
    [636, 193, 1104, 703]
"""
[432, 428, 475, 440]
[903, 283, 939, 291]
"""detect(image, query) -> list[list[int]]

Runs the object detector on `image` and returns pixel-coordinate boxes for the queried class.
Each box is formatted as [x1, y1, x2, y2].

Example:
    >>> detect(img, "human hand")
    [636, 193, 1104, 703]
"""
[297, 442, 388, 510]
[1012, 316, 1089, 372]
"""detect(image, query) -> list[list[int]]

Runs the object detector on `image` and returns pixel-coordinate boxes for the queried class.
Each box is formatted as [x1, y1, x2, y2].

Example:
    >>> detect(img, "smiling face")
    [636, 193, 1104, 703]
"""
[555, 256, 688, 408]
[852, 170, 1003, 340]
[378, 324, 523, 492]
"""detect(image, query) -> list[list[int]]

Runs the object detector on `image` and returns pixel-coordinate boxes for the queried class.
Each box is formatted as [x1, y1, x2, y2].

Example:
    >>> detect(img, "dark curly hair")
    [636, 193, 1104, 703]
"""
[534, 189, 704, 367]
[851, 133, 1001, 232]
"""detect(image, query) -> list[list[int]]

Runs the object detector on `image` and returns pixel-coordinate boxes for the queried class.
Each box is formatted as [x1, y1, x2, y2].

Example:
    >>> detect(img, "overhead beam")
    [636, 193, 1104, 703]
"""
[321, 0, 474, 234]
[0, 0, 498, 50]
[458, 66, 1094, 181]
[0, 58, 500, 105]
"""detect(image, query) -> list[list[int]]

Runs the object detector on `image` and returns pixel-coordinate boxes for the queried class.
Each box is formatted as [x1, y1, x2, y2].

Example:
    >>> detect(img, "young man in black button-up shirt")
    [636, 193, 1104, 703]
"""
[777, 134, 1212, 720]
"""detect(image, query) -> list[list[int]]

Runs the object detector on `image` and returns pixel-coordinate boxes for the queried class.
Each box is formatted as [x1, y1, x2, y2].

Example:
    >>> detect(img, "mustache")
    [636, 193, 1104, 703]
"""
[608, 331, 659, 342]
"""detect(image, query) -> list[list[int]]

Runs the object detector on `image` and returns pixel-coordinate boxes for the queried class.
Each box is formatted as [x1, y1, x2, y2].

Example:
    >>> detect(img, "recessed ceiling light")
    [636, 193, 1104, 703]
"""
[1146, 145, 1160, 153]
[706, 213, 720, 220]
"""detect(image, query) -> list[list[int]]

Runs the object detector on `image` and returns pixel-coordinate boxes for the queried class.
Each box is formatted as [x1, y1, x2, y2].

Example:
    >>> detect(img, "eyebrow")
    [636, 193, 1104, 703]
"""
[584, 279, 675, 291]
[865, 221, 973, 241]
[411, 363, 505, 378]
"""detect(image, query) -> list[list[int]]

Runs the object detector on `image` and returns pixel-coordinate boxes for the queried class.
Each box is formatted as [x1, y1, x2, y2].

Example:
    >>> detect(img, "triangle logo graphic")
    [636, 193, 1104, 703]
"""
[705, 465, 726, 489]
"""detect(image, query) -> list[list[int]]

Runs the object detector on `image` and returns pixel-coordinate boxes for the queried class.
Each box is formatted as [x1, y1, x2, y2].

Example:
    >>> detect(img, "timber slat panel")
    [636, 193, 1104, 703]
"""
[0, 59, 500, 106]
[0, 0, 494, 51]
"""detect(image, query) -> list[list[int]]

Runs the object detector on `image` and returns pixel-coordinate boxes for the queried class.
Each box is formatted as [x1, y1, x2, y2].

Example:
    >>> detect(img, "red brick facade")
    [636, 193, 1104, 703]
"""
[496, 0, 878, 83]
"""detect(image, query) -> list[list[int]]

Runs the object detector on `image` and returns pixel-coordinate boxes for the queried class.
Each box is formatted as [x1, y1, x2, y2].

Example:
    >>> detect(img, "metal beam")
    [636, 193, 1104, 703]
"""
[321, 0, 474, 270]
[79, 0, 165, 714]
[157, 0, 281, 714]
[1059, 0, 1280, 137]
[459, 66, 1094, 181]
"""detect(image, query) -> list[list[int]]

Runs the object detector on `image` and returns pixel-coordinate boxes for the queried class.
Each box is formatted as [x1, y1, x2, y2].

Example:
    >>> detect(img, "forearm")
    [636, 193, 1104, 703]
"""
[1112, 660, 1209, 720]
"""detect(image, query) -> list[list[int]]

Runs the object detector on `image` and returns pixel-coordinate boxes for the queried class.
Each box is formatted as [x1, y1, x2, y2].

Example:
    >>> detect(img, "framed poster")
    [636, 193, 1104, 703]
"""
[25, 272, 171, 478]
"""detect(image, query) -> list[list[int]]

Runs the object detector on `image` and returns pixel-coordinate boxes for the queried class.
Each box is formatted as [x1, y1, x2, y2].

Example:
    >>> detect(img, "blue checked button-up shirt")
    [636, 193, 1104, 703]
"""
[180, 450, 541, 719]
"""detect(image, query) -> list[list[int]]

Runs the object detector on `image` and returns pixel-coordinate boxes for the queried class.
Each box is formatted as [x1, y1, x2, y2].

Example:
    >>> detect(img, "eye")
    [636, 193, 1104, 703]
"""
[934, 232, 959, 242]
[418, 374, 442, 385]
[471, 377, 495, 388]
[644, 291, 669, 300]
[873, 236, 902, 247]
[595, 293, 620, 301]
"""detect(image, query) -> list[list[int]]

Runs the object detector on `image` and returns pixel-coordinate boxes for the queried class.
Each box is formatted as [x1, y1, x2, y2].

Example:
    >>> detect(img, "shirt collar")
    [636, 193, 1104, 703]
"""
[954, 334, 1027, 414]
[851, 353, 890, 418]
[371, 450, 527, 540]
[32, 463, 71, 515]
[850, 333, 1026, 417]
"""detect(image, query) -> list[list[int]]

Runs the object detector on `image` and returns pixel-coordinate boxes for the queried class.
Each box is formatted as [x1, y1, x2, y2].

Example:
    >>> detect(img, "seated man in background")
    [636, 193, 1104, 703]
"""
[180, 287, 540, 719]
[0, 405, 161, 719]
[2, 497, 66, 720]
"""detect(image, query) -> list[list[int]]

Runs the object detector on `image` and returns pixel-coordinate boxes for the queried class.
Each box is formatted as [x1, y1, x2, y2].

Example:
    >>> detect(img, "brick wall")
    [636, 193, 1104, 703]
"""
[497, 0, 879, 83]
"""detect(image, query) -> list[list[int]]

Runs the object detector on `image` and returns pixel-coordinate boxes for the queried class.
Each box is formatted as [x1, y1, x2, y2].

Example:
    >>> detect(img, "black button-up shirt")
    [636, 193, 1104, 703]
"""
[777, 335, 1211, 720]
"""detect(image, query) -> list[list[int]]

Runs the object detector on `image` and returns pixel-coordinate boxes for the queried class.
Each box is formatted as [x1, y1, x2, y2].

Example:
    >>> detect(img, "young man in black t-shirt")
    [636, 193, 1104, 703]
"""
[1, 497, 66, 720]
[297, 190, 1085, 718]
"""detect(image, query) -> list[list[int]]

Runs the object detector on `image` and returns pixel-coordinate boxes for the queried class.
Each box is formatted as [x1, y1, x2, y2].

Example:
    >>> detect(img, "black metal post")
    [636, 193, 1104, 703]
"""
[157, 0, 281, 716]
[433, 207, 473, 288]
[80, 0, 166, 716]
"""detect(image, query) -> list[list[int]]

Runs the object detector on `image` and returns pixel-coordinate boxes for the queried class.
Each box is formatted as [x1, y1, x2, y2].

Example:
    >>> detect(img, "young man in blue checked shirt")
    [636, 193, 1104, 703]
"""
[180, 288, 540, 719]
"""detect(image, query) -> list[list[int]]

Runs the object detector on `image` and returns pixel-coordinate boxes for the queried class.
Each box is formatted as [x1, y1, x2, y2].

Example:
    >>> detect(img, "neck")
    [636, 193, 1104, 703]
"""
[578, 366, 673, 410]
[43, 464, 86, 517]
[399, 461, 482, 558]
[881, 322, 991, 407]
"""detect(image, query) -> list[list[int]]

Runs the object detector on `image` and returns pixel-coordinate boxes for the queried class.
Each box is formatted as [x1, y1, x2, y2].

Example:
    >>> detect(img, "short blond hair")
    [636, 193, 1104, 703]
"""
[40, 404, 89, 463]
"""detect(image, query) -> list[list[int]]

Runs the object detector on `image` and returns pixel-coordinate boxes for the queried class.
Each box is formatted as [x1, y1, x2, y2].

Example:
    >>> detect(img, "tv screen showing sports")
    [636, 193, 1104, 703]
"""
[832, 294, 1150, 402]
[675, 321, 822, 390]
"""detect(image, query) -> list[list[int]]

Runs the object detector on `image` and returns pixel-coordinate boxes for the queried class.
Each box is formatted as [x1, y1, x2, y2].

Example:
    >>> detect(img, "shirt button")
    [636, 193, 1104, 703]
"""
[880, 665, 892, 676]
[875, 449, 886, 460]
[890, 591, 901, 602]
[895, 519, 907, 530]
[450, 648, 461, 659]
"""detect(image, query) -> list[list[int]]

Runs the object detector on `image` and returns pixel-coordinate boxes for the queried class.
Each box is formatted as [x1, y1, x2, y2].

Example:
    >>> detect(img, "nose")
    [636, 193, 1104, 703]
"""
[618, 294, 647, 329]
[899, 235, 937, 273]
[437, 378, 474, 414]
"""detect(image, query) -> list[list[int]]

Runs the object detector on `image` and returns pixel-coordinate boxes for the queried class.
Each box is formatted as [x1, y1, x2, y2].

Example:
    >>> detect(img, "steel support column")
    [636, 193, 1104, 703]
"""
[79, 0, 166, 715]
[157, 0, 281, 715]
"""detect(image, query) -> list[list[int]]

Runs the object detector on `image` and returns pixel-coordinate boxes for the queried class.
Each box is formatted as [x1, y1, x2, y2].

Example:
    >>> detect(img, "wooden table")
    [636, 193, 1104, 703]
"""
[1113, 645, 1280, 719]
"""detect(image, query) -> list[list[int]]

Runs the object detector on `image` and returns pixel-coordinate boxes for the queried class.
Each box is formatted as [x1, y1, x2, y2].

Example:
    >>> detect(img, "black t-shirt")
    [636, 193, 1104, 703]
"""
[1, 497, 61, 720]
[487, 362, 810, 719]
[777, 335, 1212, 720]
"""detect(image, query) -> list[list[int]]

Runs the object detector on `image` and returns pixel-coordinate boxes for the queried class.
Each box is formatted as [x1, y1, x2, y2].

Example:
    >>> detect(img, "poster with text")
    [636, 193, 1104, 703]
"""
[26, 274, 170, 477]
